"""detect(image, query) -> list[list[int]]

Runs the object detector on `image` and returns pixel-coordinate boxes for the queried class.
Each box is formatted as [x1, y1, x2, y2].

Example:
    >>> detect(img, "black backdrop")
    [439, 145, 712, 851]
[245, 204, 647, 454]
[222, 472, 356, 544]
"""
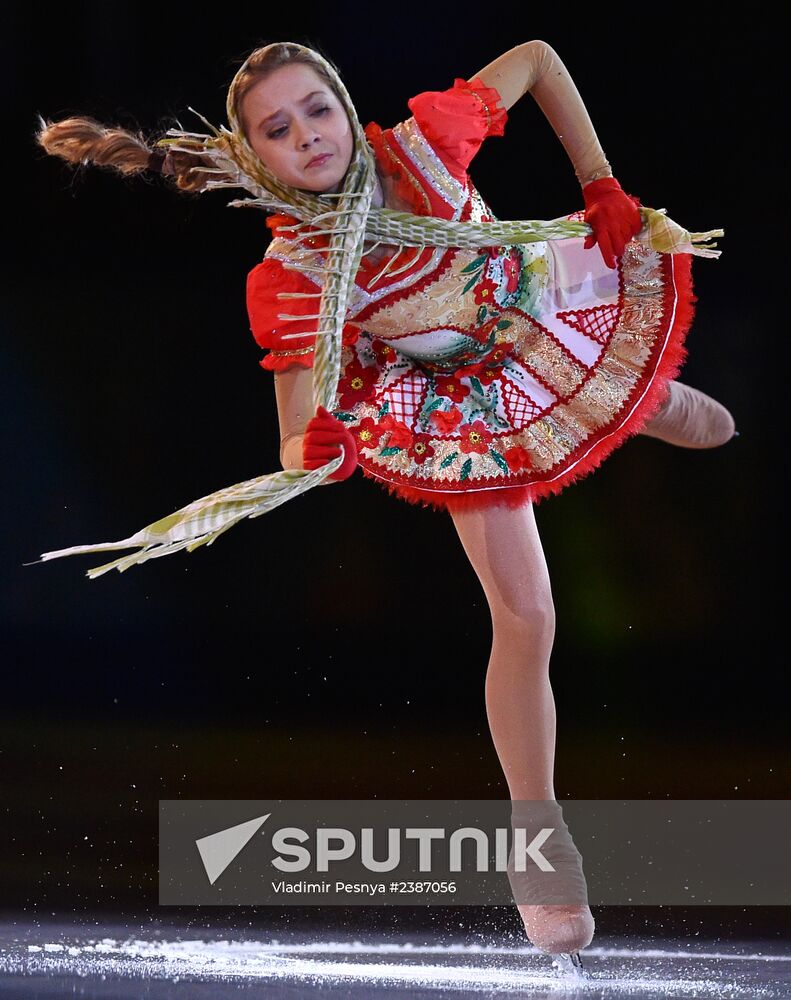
[2, 3, 786, 933]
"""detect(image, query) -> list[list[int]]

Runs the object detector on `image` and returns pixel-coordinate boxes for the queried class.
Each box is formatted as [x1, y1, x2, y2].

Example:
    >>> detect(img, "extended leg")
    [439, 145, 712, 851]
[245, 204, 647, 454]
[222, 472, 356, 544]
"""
[450, 500, 594, 954]
[638, 380, 736, 448]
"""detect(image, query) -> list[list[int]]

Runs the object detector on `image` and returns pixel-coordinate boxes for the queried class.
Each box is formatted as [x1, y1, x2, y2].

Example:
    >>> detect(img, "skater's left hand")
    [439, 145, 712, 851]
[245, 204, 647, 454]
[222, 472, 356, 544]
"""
[582, 176, 642, 269]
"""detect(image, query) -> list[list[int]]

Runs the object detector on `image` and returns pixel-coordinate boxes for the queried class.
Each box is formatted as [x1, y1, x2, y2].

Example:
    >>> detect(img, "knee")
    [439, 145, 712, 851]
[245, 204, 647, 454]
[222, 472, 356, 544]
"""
[492, 595, 556, 646]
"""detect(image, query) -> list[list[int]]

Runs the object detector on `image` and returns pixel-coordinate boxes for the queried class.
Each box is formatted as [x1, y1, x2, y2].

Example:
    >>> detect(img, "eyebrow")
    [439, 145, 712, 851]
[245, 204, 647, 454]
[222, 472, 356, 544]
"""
[259, 91, 329, 128]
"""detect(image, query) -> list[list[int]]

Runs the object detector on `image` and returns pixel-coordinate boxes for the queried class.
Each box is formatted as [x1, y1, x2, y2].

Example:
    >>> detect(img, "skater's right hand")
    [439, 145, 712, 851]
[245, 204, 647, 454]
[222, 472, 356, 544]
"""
[302, 406, 359, 482]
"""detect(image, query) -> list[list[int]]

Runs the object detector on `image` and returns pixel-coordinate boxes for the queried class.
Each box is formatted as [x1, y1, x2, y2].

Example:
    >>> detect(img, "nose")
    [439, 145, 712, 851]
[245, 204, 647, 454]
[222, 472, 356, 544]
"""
[296, 125, 322, 150]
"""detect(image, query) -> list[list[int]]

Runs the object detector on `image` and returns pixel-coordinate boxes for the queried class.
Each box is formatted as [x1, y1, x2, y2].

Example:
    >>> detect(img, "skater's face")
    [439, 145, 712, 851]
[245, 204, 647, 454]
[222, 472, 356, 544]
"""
[240, 63, 355, 194]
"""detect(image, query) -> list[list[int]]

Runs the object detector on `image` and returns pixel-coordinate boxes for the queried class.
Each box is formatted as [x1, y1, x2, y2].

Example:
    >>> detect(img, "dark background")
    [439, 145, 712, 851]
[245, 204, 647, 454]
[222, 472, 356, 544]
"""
[2, 3, 786, 940]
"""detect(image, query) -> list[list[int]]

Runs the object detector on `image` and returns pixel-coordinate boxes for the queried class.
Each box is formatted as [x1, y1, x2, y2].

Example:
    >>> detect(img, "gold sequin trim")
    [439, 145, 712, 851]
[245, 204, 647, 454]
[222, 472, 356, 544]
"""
[270, 346, 314, 357]
[464, 87, 492, 130]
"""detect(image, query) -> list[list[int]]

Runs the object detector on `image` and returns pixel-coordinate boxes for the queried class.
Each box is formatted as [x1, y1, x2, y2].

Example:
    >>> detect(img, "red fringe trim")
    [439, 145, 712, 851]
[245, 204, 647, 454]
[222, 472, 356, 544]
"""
[355, 252, 697, 516]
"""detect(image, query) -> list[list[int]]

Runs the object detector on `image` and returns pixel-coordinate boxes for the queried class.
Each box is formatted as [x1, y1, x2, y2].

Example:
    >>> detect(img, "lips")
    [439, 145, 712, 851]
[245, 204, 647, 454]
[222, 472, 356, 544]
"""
[307, 153, 332, 168]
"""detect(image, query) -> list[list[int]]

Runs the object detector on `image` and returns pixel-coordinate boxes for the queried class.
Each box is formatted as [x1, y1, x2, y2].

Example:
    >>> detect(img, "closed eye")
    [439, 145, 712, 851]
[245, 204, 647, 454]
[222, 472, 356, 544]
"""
[267, 106, 330, 140]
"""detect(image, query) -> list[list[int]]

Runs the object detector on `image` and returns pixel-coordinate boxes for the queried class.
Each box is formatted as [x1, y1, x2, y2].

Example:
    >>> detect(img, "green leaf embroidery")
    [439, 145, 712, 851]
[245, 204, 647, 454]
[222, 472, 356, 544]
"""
[421, 397, 445, 417]
[495, 319, 513, 330]
[476, 305, 488, 324]
[461, 254, 489, 273]
[440, 451, 459, 469]
[334, 411, 356, 423]
[462, 273, 481, 295]
[378, 400, 390, 417]
[470, 376, 484, 396]
[489, 448, 510, 473]
[460, 457, 473, 481]
[379, 446, 402, 457]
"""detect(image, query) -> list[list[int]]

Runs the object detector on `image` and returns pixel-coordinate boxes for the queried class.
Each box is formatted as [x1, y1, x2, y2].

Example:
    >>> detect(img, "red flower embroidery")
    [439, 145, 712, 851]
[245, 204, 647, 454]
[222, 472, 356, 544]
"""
[431, 407, 464, 433]
[504, 445, 533, 472]
[459, 419, 493, 455]
[456, 343, 513, 384]
[503, 252, 520, 293]
[487, 344, 513, 365]
[354, 416, 386, 451]
[338, 359, 378, 408]
[407, 434, 436, 465]
[434, 375, 470, 403]
[473, 276, 498, 306]
[379, 413, 413, 449]
[371, 339, 398, 365]
[342, 322, 361, 346]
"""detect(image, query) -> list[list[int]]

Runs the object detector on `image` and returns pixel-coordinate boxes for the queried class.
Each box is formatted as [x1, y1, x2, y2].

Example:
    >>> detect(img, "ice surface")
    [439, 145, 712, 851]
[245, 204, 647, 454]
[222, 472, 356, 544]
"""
[0, 922, 789, 998]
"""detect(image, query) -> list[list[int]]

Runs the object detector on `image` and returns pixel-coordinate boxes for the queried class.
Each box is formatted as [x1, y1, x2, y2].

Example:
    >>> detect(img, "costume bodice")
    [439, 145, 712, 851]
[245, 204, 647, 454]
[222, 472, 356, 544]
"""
[247, 76, 527, 372]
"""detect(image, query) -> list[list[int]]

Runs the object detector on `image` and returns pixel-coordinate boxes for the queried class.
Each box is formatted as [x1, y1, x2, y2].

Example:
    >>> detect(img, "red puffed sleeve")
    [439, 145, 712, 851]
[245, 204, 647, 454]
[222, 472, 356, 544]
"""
[406, 76, 508, 182]
[247, 257, 318, 372]
[246, 255, 361, 373]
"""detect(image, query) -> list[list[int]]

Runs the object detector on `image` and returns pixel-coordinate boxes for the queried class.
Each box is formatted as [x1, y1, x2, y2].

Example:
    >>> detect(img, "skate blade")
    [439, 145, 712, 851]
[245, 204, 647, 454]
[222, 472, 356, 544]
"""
[551, 950, 586, 980]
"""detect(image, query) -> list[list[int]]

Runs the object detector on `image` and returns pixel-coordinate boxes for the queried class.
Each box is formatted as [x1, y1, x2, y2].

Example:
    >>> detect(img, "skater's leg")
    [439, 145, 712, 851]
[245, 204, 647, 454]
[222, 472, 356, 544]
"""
[638, 380, 736, 448]
[450, 500, 594, 954]
[450, 500, 557, 801]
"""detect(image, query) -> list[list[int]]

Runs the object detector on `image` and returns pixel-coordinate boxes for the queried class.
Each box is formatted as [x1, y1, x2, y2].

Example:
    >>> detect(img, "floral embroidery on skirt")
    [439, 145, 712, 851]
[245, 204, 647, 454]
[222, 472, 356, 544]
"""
[330, 212, 696, 515]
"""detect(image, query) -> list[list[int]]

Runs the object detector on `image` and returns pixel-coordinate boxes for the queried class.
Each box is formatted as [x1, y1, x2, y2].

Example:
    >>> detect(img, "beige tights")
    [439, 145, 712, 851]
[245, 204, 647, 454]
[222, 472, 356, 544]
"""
[451, 501, 557, 801]
[450, 501, 595, 954]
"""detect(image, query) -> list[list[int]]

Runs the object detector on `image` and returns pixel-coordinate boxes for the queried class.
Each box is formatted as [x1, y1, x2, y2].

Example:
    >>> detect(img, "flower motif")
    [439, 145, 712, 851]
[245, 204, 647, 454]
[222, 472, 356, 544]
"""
[338, 359, 378, 409]
[353, 416, 386, 451]
[455, 343, 512, 384]
[504, 445, 533, 472]
[487, 343, 512, 365]
[503, 252, 521, 294]
[434, 375, 470, 403]
[407, 434, 436, 465]
[379, 413, 413, 449]
[431, 407, 464, 434]
[453, 362, 494, 386]
[342, 322, 361, 347]
[473, 276, 498, 306]
[371, 338, 399, 366]
[459, 419, 493, 455]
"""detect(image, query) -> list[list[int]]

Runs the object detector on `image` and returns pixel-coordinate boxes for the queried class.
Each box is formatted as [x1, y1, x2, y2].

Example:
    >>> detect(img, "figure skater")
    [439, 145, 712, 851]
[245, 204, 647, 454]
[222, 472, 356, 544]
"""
[34, 38, 735, 966]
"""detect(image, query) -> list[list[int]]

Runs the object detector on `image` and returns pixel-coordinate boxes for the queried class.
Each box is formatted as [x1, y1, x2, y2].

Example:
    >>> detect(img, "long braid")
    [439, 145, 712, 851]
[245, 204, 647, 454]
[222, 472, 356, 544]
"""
[34, 113, 231, 194]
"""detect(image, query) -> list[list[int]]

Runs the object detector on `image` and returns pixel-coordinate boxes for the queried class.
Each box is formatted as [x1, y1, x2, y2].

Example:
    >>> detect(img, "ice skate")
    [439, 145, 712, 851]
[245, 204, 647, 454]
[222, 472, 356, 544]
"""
[508, 801, 594, 968]
[639, 380, 737, 449]
[552, 949, 587, 980]
[518, 901, 595, 956]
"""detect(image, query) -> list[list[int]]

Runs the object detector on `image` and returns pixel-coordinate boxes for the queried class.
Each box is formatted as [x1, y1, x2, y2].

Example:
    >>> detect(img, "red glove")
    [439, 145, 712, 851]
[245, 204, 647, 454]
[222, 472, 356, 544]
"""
[582, 176, 642, 270]
[302, 405, 359, 482]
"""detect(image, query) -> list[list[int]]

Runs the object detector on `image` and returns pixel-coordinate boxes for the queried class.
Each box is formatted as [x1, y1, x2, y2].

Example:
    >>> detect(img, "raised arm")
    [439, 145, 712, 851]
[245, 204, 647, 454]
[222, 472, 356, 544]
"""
[472, 40, 613, 188]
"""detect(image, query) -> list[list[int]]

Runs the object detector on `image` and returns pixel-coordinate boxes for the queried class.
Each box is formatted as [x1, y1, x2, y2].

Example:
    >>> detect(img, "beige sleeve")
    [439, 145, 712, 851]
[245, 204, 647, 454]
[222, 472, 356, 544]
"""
[474, 39, 614, 188]
[273, 367, 339, 484]
[274, 366, 313, 470]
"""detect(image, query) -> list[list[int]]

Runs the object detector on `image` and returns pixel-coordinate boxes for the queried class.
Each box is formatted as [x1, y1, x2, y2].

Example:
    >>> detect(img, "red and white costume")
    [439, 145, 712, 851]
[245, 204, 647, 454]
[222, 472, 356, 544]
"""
[246, 76, 695, 513]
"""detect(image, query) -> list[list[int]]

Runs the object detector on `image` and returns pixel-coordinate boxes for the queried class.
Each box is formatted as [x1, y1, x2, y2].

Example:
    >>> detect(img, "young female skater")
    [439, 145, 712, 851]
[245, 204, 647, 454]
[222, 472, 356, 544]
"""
[35, 38, 735, 964]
